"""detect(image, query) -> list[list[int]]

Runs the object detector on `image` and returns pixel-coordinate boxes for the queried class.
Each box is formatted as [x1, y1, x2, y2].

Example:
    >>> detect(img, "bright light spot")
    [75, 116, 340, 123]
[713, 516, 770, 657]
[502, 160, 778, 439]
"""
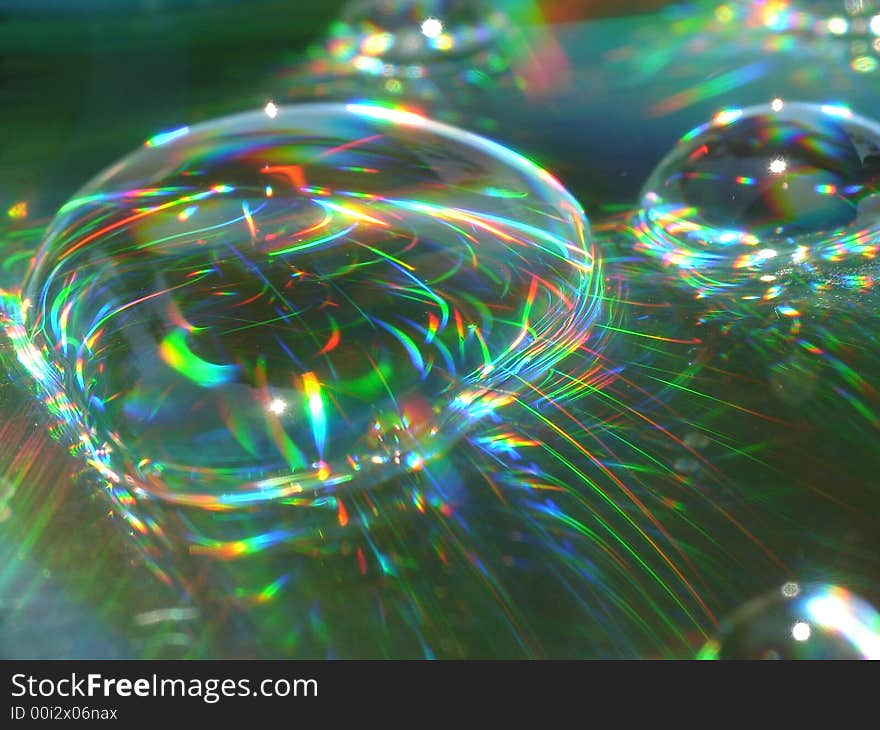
[806, 591, 880, 659]
[268, 398, 287, 415]
[807, 594, 849, 629]
[782, 581, 801, 598]
[828, 16, 849, 35]
[769, 158, 788, 174]
[792, 621, 812, 642]
[871, 14, 880, 35]
[770, 97, 784, 112]
[264, 101, 278, 119]
[177, 205, 198, 222]
[145, 126, 190, 148]
[434, 32, 454, 51]
[7, 201, 27, 220]
[758, 248, 778, 259]
[362, 31, 393, 56]
[421, 17, 443, 38]
[353, 55, 384, 74]
[347, 103, 426, 127]
[821, 103, 853, 119]
[852, 55, 878, 73]
[713, 108, 744, 126]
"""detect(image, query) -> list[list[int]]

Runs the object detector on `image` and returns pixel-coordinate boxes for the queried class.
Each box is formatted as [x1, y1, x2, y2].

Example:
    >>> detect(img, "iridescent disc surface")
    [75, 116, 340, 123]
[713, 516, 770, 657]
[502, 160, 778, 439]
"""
[10, 103, 599, 506]
[636, 101, 880, 289]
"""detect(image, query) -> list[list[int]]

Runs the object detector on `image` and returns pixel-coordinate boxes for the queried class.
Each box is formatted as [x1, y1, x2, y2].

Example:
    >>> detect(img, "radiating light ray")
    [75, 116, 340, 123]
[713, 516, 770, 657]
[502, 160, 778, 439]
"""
[158, 330, 238, 388]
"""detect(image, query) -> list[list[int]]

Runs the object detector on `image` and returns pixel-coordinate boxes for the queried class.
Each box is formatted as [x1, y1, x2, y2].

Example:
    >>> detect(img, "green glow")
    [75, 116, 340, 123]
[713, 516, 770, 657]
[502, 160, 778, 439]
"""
[158, 329, 237, 387]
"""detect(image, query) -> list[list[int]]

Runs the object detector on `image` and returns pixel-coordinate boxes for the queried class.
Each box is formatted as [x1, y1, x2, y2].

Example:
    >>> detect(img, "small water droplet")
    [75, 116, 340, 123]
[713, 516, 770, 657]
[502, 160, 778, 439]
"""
[637, 101, 880, 294]
[699, 582, 880, 659]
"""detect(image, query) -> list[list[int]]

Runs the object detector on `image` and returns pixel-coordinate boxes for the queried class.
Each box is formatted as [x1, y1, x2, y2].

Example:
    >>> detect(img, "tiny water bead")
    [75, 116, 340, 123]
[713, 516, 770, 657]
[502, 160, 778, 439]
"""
[285, 0, 517, 109]
[691, 2, 880, 81]
[328, 0, 511, 71]
[6, 103, 599, 507]
[698, 582, 880, 659]
[636, 101, 880, 294]
[723, 1, 877, 36]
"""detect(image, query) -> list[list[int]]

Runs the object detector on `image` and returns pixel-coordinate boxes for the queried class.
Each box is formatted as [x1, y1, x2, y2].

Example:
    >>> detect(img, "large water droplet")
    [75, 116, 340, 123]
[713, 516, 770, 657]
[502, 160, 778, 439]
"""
[636, 101, 880, 291]
[5, 103, 599, 507]
[699, 582, 880, 659]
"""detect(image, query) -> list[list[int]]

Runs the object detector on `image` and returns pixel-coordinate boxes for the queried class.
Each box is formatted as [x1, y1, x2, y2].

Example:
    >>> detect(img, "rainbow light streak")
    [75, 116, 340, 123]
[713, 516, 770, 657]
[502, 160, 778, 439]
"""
[650, 63, 765, 118]
[346, 103, 427, 127]
[805, 587, 880, 659]
[158, 330, 238, 387]
[145, 126, 190, 148]
[302, 371, 326, 461]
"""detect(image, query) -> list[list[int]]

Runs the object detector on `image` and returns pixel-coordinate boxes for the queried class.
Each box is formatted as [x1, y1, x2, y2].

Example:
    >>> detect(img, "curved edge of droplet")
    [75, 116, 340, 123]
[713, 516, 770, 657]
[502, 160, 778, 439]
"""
[8, 103, 605, 510]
